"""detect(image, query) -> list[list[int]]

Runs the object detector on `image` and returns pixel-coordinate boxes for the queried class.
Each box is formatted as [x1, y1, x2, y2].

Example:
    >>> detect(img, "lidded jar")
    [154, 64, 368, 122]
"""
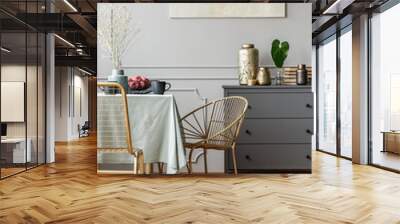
[239, 44, 259, 85]
[296, 64, 307, 85]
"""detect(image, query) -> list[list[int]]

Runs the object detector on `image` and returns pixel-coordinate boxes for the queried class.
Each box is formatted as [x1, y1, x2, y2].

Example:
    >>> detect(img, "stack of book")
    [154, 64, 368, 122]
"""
[282, 67, 312, 85]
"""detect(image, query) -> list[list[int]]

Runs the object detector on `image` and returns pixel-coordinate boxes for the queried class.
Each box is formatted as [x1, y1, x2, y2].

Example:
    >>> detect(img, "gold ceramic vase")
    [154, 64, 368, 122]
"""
[239, 44, 259, 85]
[257, 67, 271, 85]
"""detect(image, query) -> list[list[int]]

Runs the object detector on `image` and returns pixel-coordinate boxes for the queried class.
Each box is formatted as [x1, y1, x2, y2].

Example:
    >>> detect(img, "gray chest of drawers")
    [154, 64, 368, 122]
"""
[223, 85, 313, 173]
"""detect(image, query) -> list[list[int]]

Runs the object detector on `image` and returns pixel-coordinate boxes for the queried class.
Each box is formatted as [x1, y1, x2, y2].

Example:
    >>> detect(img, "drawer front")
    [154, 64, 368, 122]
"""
[238, 119, 313, 144]
[226, 144, 311, 171]
[226, 92, 313, 118]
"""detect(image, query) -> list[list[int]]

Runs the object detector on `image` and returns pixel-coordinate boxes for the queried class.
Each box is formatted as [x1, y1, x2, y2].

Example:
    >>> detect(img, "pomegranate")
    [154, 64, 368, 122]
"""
[128, 75, 150, 90]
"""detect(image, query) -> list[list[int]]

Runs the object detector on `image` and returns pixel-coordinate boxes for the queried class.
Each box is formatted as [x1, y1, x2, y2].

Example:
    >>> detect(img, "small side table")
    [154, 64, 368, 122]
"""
[381, 131, 400, 154]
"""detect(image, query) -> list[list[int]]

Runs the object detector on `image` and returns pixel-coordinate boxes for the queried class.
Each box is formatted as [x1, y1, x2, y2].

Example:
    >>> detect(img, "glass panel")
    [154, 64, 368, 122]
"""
[371, 4, 400, 171]
[340, 29, 352, 158]
[0, 1, 46, 179]
[318, 37, 337, 154]
[1, 31, 27, 178]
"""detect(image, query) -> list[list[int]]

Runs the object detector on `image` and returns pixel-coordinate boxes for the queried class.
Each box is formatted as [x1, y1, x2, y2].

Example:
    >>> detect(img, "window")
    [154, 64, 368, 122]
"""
[0, 1, 47, 179]
[340, 29, 352, 158]
[316, 26, 353, 159]
[318, 36, 337, 155]
[370, 3, 400, 171]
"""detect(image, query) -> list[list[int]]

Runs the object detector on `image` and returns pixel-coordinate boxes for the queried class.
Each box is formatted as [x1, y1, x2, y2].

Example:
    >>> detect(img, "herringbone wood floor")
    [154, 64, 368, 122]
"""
[1, 135, 400, 224]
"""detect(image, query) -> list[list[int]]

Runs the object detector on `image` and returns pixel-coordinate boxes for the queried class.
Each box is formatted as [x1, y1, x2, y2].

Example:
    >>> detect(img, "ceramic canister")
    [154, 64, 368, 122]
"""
[239, 44, 259, 85]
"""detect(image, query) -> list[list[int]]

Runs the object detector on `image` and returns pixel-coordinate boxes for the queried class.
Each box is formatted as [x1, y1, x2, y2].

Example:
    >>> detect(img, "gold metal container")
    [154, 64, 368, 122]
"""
[256, 67, 271, 85]
[239, 44, 259, 85]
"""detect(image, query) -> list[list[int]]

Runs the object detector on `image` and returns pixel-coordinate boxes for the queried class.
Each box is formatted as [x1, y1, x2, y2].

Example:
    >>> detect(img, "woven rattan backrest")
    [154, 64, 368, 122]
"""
[180, 96, 248, 148]
[206, 96, 248, 147]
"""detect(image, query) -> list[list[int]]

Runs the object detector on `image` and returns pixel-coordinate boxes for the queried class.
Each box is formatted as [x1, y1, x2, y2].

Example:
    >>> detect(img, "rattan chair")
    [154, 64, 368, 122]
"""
[180, 96, 248, 175]
[97, 82, 144, 174]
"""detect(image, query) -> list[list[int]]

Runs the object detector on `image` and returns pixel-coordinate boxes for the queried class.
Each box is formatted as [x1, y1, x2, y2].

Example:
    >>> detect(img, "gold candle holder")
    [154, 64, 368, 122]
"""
[247, 79, 257, 86]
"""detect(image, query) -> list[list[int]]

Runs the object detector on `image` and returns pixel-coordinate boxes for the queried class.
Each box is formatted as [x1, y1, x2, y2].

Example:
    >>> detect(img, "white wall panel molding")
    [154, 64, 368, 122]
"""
[122, 66, 237, 80]
[121, 65, 301, 80]
[97, 76, 236, 81]
[146, 75, 236, 80]
[169, 88, 208, 102]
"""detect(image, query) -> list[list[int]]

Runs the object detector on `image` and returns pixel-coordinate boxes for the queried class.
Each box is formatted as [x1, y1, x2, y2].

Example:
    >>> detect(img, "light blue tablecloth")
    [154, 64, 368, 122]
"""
[97, 94, 186, 174]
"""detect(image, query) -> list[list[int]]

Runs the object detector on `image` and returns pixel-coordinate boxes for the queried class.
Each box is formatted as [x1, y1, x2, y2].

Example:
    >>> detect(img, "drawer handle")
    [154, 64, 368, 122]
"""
[306, 104, 313, 109]
[245, 129, 251, 135]
[245, 155, 252, 160]
[306, 155, 311, 160]
[247, 105, 252, 110]
[306, 129, 313, 135]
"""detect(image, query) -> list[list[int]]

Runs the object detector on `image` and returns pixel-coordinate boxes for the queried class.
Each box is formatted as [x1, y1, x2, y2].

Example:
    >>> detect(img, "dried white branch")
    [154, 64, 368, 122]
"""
[98, 5, 141, 70]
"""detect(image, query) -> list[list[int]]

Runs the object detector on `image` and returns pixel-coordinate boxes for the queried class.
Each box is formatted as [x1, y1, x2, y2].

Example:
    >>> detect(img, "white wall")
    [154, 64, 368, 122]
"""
[46, 33, 56, 163]
[352, 15, 369, 164]
[55, 67, 89, 141]
[55, 67, 68, 141]
[1, 63, 46, 164]
[1, 65, 28, 140]
[98, 3, 312, 74]
[98, 3, 312, 172]
[72, 73, 89, 138]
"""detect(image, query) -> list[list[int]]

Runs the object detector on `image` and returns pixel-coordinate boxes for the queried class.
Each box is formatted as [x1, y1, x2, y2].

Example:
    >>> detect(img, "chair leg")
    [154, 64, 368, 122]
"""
[203, 148, 208, 174]
[186, 163, 191, 174]
[158, 162, 164, 174]
[135, 151, 144, 175]
[231, 145, 238, 175]
[188, 148, 194, 174]
[133, 156, 137, 174]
